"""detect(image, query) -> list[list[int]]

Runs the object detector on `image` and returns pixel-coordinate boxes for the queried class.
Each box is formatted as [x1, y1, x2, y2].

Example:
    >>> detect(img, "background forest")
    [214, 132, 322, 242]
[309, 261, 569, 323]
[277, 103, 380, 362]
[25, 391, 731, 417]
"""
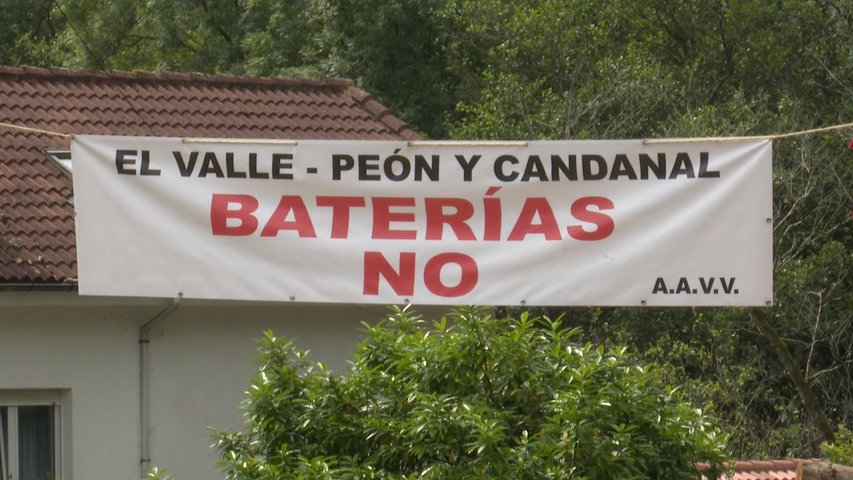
[2, 0, 851, 460]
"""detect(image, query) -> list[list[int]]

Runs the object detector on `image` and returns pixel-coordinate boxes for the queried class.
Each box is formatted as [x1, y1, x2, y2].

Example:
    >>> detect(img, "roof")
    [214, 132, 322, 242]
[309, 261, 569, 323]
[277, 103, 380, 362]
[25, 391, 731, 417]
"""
[0, 66, 418, 286]
[697, 459, 816, 480]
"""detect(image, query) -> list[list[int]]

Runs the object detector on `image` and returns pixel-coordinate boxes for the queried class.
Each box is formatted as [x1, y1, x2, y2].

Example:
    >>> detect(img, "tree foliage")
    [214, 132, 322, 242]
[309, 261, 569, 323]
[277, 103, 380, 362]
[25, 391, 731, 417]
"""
[822, 426, 853, 465]
[444, 0, 853, 457]
[216, 307, 727, 479]
[0, 0, 65, 66]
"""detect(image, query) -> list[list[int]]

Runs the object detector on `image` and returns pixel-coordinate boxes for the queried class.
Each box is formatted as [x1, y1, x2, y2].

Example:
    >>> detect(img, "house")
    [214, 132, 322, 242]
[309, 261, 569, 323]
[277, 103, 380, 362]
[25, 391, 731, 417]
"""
[0, 66, 420, 480]
[0, 66, 804, 480]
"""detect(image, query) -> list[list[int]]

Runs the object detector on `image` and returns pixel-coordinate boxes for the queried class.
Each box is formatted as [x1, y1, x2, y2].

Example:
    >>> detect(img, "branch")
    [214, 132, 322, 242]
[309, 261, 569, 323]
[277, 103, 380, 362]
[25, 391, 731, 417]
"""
[749, 308, 835, 443]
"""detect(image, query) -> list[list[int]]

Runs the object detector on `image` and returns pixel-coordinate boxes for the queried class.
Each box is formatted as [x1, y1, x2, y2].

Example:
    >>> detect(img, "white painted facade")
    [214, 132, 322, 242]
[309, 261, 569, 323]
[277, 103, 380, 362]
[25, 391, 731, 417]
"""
[0, 291, 413, 480]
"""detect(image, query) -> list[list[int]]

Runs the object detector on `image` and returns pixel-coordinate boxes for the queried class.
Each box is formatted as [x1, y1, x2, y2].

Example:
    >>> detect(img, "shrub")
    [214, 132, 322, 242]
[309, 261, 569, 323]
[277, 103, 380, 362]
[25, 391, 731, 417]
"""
[216, 306, 728, 479]
[821, 426, 853, 465]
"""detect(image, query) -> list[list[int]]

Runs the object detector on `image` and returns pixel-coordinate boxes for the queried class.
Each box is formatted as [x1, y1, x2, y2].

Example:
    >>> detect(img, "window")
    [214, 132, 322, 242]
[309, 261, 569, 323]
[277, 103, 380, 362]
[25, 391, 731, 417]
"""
[42, 149, 72, 177]
[0, 392, 61, 480]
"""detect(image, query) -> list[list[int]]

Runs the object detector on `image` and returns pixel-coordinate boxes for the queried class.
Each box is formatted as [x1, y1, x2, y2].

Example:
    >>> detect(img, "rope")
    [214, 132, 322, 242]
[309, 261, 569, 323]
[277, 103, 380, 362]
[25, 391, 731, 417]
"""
[182, 138, 298, 145]
[643, 121, 853, 145]
[0, 119, 850, 145]
[769, 121, 853, 139]
[408, 140, 528, 147]
[0, 121, 74, 140]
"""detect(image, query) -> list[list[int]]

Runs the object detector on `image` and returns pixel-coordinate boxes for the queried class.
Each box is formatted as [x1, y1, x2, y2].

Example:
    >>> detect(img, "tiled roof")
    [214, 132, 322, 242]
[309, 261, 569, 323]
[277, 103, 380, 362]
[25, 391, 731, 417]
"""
[697, 459, 816, 480]
[0, 66, 418, 285]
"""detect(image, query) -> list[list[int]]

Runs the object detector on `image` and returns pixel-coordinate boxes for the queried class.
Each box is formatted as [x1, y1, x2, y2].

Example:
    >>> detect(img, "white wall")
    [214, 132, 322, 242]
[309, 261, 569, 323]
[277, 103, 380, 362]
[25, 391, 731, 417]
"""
[0, 292, 413, 480]
[0, 299, 145, 480]
[145, 302, 386, 480]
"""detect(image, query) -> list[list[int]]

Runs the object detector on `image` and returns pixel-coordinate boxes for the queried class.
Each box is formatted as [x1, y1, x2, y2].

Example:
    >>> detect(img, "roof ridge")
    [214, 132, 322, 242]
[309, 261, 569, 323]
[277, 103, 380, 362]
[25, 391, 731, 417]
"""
[343, 84, 420, 141]
[696, 458, 820, 472]
[0, 65, 356, 90]
[735, 459, 819, 470]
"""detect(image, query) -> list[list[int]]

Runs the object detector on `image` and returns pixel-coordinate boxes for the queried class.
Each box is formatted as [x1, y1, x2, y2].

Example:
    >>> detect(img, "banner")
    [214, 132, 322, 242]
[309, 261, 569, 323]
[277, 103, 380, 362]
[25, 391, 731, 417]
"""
[71, 135, 773, 306]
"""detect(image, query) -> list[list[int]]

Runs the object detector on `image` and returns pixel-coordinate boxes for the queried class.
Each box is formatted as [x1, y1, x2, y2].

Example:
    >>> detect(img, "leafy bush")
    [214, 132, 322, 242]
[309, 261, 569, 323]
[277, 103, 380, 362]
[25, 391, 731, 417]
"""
[216, 306, 728, 479]
[146, 467, 173, 480]
[821, 426, 853, 465]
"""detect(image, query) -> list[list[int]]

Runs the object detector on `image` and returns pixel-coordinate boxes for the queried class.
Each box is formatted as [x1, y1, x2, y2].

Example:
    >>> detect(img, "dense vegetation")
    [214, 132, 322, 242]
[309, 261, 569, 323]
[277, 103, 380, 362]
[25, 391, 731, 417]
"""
[4, 0, 851, 459]
[214, 307, 727, 479]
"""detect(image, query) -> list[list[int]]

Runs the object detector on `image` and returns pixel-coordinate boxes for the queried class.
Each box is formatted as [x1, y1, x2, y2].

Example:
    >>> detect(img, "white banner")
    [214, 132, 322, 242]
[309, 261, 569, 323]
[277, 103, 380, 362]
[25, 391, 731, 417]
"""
[71, 135, 773, 306]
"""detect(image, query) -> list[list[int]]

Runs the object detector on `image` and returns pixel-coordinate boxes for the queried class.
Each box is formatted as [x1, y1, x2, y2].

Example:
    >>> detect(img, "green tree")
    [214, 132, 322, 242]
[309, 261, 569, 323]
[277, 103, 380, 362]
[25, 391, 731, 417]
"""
[216, 307, 727, 479]
[0, 0, 64, 66]
[52, 0, 249, 72]
[308, 0, 467, 138]
[447, 0, 853, 458]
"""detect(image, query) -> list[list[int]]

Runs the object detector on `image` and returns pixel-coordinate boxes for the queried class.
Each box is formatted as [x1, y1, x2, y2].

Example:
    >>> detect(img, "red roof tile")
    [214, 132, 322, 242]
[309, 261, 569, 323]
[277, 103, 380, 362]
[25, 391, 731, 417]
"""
[0, 66, 418, 285]
[697, 459, 818, 480]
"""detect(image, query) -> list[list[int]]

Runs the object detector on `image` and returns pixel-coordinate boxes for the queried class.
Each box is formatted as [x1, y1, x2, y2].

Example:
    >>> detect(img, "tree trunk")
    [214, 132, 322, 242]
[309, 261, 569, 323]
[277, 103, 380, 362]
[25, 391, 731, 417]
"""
[798, 461, 853, 480]
[748, 308, 835, 443]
